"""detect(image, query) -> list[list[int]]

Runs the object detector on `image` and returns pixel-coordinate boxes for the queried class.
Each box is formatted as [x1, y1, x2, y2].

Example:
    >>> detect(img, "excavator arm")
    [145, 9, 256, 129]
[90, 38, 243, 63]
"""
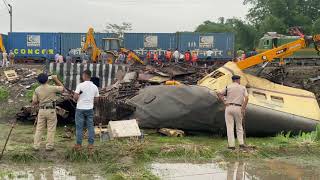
[120, 48, 145, 65]
[236, 28, 320, 70]
[82, 28, 101, 63]
[0, 35, 6, 53]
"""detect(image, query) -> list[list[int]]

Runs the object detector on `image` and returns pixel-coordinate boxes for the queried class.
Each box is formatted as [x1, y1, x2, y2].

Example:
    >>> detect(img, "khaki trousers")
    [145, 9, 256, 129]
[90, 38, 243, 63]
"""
[33, 109, 57, 150]
[9, 58, 14, 65]
[225, 106, 244, 147]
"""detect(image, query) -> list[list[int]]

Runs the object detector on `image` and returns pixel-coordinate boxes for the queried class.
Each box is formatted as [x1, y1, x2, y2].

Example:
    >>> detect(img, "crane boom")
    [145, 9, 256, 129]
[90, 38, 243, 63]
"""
[236, 38, 307, 70]
[236, 28, 320, 70]
[0, 35, 6, 53]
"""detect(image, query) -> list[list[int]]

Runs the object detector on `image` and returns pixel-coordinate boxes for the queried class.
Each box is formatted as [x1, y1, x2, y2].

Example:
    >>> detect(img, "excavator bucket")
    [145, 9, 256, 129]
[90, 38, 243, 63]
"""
[313, 34, 320, 55]
[120, 48, 144, 65]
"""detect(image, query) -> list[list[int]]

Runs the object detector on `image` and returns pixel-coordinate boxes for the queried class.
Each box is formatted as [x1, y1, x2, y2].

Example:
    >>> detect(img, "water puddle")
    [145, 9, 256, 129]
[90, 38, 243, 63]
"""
[0, 164, 104, 180]
[151, 160, 320, 180]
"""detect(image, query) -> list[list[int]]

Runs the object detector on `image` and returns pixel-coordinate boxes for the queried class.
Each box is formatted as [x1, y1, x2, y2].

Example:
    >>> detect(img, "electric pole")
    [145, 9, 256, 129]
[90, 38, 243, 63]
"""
[8, 4, 12, 32]
[2, 0, 12, 32]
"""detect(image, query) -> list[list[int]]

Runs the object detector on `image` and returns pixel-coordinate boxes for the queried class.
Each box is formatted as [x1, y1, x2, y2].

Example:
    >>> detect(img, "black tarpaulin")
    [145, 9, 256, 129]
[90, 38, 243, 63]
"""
[127, 85, 225, 132]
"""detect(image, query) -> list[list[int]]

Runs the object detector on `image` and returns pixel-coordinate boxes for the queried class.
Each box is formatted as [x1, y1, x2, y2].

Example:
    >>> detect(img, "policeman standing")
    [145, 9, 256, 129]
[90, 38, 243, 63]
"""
[217, 75, 249, 150]
[32, 74, 64, 151]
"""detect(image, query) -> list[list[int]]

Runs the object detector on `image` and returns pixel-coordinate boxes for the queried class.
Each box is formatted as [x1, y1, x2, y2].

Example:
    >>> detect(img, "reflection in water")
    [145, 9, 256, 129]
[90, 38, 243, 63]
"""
[151, 160, 320, 180]
[0, 166, 104, 180]
[226, 162, 246, 180]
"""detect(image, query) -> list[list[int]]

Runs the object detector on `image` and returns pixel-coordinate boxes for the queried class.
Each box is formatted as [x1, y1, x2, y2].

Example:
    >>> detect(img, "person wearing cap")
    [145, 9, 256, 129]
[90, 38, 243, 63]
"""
[217, 75, 249, 150]
[32, 74, 64, 151]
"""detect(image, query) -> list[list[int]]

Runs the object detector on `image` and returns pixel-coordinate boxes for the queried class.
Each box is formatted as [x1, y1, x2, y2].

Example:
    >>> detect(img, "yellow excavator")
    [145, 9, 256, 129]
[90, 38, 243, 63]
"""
[198, 27, 320, 127]
[0, 35, 6, 53]
[82, 27, 144, 64]
[82, 28, 101, 63]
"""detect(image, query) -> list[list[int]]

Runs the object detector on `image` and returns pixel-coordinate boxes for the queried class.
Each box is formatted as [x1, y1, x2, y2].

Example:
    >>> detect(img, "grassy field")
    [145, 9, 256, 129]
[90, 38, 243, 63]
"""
[1, 122, 320, 179]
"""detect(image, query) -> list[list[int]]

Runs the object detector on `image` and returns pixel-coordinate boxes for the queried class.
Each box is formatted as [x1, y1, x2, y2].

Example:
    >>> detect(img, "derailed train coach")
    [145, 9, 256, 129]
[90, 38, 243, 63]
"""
[6, 31, 235, 61]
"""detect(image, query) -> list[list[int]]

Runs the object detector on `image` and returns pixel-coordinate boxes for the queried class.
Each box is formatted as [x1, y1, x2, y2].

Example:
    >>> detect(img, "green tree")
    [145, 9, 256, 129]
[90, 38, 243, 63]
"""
[195, 20, 233, 33]
[258, 15, 287, 35]
[195, 18, 257, 50]
[313, 18, 320, 34]
[244, 0, 317, 34]
[104, 22, 132, 38]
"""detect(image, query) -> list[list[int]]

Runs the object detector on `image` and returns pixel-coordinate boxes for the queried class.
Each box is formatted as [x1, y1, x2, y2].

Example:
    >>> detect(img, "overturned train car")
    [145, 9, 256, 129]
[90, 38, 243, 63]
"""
[128, 62, 320, 136]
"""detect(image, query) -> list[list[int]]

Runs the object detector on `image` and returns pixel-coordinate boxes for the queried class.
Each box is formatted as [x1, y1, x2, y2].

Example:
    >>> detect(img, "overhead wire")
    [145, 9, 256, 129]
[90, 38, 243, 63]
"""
[1, 0, 10, 12]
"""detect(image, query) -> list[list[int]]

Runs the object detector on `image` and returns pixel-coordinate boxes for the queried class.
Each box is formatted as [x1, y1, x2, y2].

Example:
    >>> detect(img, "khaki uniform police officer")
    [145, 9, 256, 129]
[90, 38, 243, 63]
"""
[32, 74, 64, 151]
[218, 75, 249, 150]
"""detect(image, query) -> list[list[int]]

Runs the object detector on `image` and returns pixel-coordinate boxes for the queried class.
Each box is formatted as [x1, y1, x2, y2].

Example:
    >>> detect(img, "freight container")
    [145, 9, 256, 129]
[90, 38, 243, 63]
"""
[123, 33, 176, 57]
[0, 34, 8, 52]
[60, 33, 116, 57]
[176, 32, 235, 60]
[8, 32, 61, 61]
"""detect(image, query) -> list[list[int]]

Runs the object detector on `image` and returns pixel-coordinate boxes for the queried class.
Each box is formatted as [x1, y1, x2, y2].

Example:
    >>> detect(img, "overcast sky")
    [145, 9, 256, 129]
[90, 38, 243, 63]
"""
[0, 0, 248, 34]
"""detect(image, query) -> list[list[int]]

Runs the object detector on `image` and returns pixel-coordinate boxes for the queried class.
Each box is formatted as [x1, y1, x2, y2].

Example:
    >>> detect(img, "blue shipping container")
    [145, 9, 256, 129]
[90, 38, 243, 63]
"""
[124, 33, 176, 56]
[177, 32, 235, 60]
[0, 34, 8, 52]
[6, 31, 235, 61]
[60, 33, 116, 57]
[8, 32, 61, 61]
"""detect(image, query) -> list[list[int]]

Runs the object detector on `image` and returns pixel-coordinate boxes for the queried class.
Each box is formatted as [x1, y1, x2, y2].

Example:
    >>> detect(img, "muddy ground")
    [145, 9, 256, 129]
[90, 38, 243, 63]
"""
[0, 123, 320, 179]
[0, 64, 320, 179]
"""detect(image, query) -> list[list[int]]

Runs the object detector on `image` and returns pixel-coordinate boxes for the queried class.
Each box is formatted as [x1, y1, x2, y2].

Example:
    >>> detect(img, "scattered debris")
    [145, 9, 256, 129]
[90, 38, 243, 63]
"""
[11, 63, 320, 129]
[4, 70, 18, 82]
[56, 106, 69, 119]
[159, 128, 185, 137]
[108, 119, 141, 139]
[309, 76, 320, 83]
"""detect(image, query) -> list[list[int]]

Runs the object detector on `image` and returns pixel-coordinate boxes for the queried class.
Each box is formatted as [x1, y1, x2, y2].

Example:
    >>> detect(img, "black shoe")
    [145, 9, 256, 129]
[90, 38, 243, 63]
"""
[239, 144, 247, 150]
[228, 146, 236, 150]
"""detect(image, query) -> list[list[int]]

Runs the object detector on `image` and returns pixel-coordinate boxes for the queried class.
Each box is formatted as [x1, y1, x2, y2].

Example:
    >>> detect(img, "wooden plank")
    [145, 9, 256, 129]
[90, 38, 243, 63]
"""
[108, 119, 141, 139]
[4, 70, 18, 81]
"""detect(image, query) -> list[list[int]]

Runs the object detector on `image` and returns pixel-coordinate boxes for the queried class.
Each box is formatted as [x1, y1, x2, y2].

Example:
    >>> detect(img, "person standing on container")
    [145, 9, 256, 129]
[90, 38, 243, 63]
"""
[217, 75, 249, 150]
[32, 74, 64, 151]
[173, 48, 180, 63]
[2, 51, 8, 67]
[73, 70, 99, 153]
[9, 50, 15, 66]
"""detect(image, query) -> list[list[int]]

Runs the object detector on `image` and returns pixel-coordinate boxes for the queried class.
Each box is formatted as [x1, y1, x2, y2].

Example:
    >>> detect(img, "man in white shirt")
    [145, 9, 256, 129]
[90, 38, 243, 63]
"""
[173, 48, 180, 63]
[206, 49, 214, 60]
[73, 70, 99, 152]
